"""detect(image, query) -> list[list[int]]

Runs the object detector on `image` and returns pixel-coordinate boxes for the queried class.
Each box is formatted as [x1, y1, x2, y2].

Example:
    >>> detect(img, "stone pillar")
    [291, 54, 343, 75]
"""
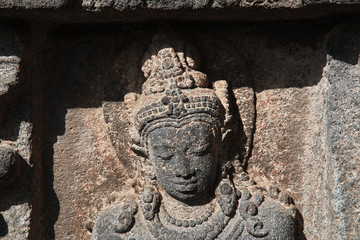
[0, 25, 32, 240]
[324, 24, 360, 239]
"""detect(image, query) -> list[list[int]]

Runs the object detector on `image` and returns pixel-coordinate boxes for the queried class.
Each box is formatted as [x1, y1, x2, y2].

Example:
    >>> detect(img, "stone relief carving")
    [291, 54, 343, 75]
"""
[92, 29, 296, 239]
[0, 25, 32, 239]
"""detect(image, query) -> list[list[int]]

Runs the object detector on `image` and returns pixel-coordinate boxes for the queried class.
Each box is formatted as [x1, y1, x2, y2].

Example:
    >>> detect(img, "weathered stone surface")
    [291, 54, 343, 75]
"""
[0, 202, 31, 240]
[220, 22, 359, 240]
[0, 119, 32, 240]
[0, 14, 357, 239]
[40, 32, 134, 239]
[221, 23, 330, 239]
[0, 145, 19, 187]
[0, 97, 32, 240]
[304, 0, 360, 5]
[0, 0, 357, 23]
[82, 0, 360, 10]
[0, 0, 69, 9]
[91, 28, 296, 240]
[82, 0, 210, 10]
[0, 0, 357, 11]
[0, 26, 22, 97]
[0, 57, 20, 96]
[323, 24, 360, 239]
[0, 25, 32, 240]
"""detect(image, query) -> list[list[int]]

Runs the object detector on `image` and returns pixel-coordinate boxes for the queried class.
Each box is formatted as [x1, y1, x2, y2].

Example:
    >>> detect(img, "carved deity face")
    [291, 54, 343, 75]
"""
[147, 121, 219, 202]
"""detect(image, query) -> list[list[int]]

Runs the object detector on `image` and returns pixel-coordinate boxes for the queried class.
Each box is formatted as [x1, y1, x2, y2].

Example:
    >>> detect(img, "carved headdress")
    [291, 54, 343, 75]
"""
[94, 30, 296, 240]
[125, 31, 233, 157]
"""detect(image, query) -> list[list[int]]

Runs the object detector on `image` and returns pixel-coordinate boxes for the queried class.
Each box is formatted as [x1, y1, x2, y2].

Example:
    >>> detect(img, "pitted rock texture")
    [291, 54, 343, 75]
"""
[0, 0, 69, 9]
[323, 24, 360, 239]
[0, 0, 358, 10]
[0, 26, 22, 97]
[0, 25, 31, 240]
[82, 0, 360, 10]
[36, 22, 350, 239]
[91, 30, 296, 239]
[215, 22, 331, 239]
[0, 145, 18, 187]
[82, 0, 211, 10]
[0, 0, 358, 23]
[0, 98, 32, 240]
[0, 20, 358, 240]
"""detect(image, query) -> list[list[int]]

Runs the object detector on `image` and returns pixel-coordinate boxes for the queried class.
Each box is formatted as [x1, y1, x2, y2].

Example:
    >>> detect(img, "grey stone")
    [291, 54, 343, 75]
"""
[0, 0, 357, 23]
[303, 0, 360, 5]
[92, 28, 296, 240]
[26, 21, 359, 239]
[0, 0, 69, 9]
[323, 24, 360, 239]
[0, 57, 20, 96]
[0, 145, 18, 187]
[0, 202, 31, 240]
[82, 0, 360, 10]
[0, 26, 22, 97]
[0, 100, 32, 240]
[0, 0, 357, 11]
[0, 25, 31, 240]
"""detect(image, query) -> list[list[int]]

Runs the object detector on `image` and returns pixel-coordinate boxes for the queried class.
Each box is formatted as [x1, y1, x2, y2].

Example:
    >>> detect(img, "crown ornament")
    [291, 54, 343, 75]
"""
[125, 31, 232, 156]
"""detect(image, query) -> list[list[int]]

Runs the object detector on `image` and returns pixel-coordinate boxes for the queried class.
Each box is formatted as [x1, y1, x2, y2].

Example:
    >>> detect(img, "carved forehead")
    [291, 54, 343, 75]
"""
[147, 120, 214, 141]
[143, 114, 220, 143]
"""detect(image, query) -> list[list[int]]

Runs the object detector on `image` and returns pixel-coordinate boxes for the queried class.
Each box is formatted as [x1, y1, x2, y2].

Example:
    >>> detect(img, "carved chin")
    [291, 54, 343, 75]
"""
[161, 182, 210, 202]
[169, 190, 203, 201]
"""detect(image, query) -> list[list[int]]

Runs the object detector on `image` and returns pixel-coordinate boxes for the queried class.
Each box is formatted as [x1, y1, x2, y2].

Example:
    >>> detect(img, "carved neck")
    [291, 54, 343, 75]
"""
[160, 189, 216, 220]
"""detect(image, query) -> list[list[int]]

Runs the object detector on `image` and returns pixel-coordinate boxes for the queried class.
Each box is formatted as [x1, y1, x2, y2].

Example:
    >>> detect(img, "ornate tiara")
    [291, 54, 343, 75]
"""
[134, 87, 222, 136]
[125, 34, 231, 154]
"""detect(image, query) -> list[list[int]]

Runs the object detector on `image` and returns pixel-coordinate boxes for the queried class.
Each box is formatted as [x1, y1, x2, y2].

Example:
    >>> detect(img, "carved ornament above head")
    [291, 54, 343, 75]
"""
[94, 27, 296, 240]
[124, 31, 233, 159]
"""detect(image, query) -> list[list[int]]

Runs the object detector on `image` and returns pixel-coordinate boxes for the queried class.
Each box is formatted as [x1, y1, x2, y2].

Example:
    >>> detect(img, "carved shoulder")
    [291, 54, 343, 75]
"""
[257, 198, 295, 239]
[236, 186, 296, 239]
[91, 201, 138, 240]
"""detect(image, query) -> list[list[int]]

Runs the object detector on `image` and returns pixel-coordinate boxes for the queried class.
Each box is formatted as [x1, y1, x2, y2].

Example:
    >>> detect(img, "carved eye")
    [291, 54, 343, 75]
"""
[190, 150, 208, 157]
[153, 146, 174, 161]
[188, 143, 210, 157]
[158, 154, 173, 161]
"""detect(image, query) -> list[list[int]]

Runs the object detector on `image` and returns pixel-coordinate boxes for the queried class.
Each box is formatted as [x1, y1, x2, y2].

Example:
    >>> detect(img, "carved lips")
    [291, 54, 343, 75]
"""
[173, 178, 198, 192]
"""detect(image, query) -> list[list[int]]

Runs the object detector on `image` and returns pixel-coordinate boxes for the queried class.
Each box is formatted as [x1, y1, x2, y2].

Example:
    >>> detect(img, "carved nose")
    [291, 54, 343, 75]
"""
[175, 168, 195, 179]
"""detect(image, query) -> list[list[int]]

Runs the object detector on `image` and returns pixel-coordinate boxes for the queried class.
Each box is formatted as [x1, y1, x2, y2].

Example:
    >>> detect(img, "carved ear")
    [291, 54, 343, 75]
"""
[125, 93, 148, 157]
[124, 92, 139, 121]
[129, 126, 148, 158]
[130, 144, 148, 158]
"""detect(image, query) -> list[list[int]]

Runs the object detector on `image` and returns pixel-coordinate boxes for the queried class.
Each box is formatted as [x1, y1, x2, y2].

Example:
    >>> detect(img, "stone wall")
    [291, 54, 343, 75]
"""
[0, 1, 359, 239]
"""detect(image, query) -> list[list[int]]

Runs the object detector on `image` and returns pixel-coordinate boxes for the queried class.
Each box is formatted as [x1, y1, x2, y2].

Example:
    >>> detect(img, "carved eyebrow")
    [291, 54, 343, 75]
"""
[187, 134, 211, 145]
[152, 145, 175, 151]
[188, 142, 210, 153]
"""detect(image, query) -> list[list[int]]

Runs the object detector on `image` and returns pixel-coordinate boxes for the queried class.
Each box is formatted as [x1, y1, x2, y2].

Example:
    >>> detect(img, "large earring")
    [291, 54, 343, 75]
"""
[216, 162, 237, 216]
[139, 186, 159, 221]
[148, 172, 157, 186]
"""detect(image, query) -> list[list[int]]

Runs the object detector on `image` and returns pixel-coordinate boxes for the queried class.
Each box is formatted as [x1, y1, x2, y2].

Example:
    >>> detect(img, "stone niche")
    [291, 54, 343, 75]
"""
[0, 3, 359, 240]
